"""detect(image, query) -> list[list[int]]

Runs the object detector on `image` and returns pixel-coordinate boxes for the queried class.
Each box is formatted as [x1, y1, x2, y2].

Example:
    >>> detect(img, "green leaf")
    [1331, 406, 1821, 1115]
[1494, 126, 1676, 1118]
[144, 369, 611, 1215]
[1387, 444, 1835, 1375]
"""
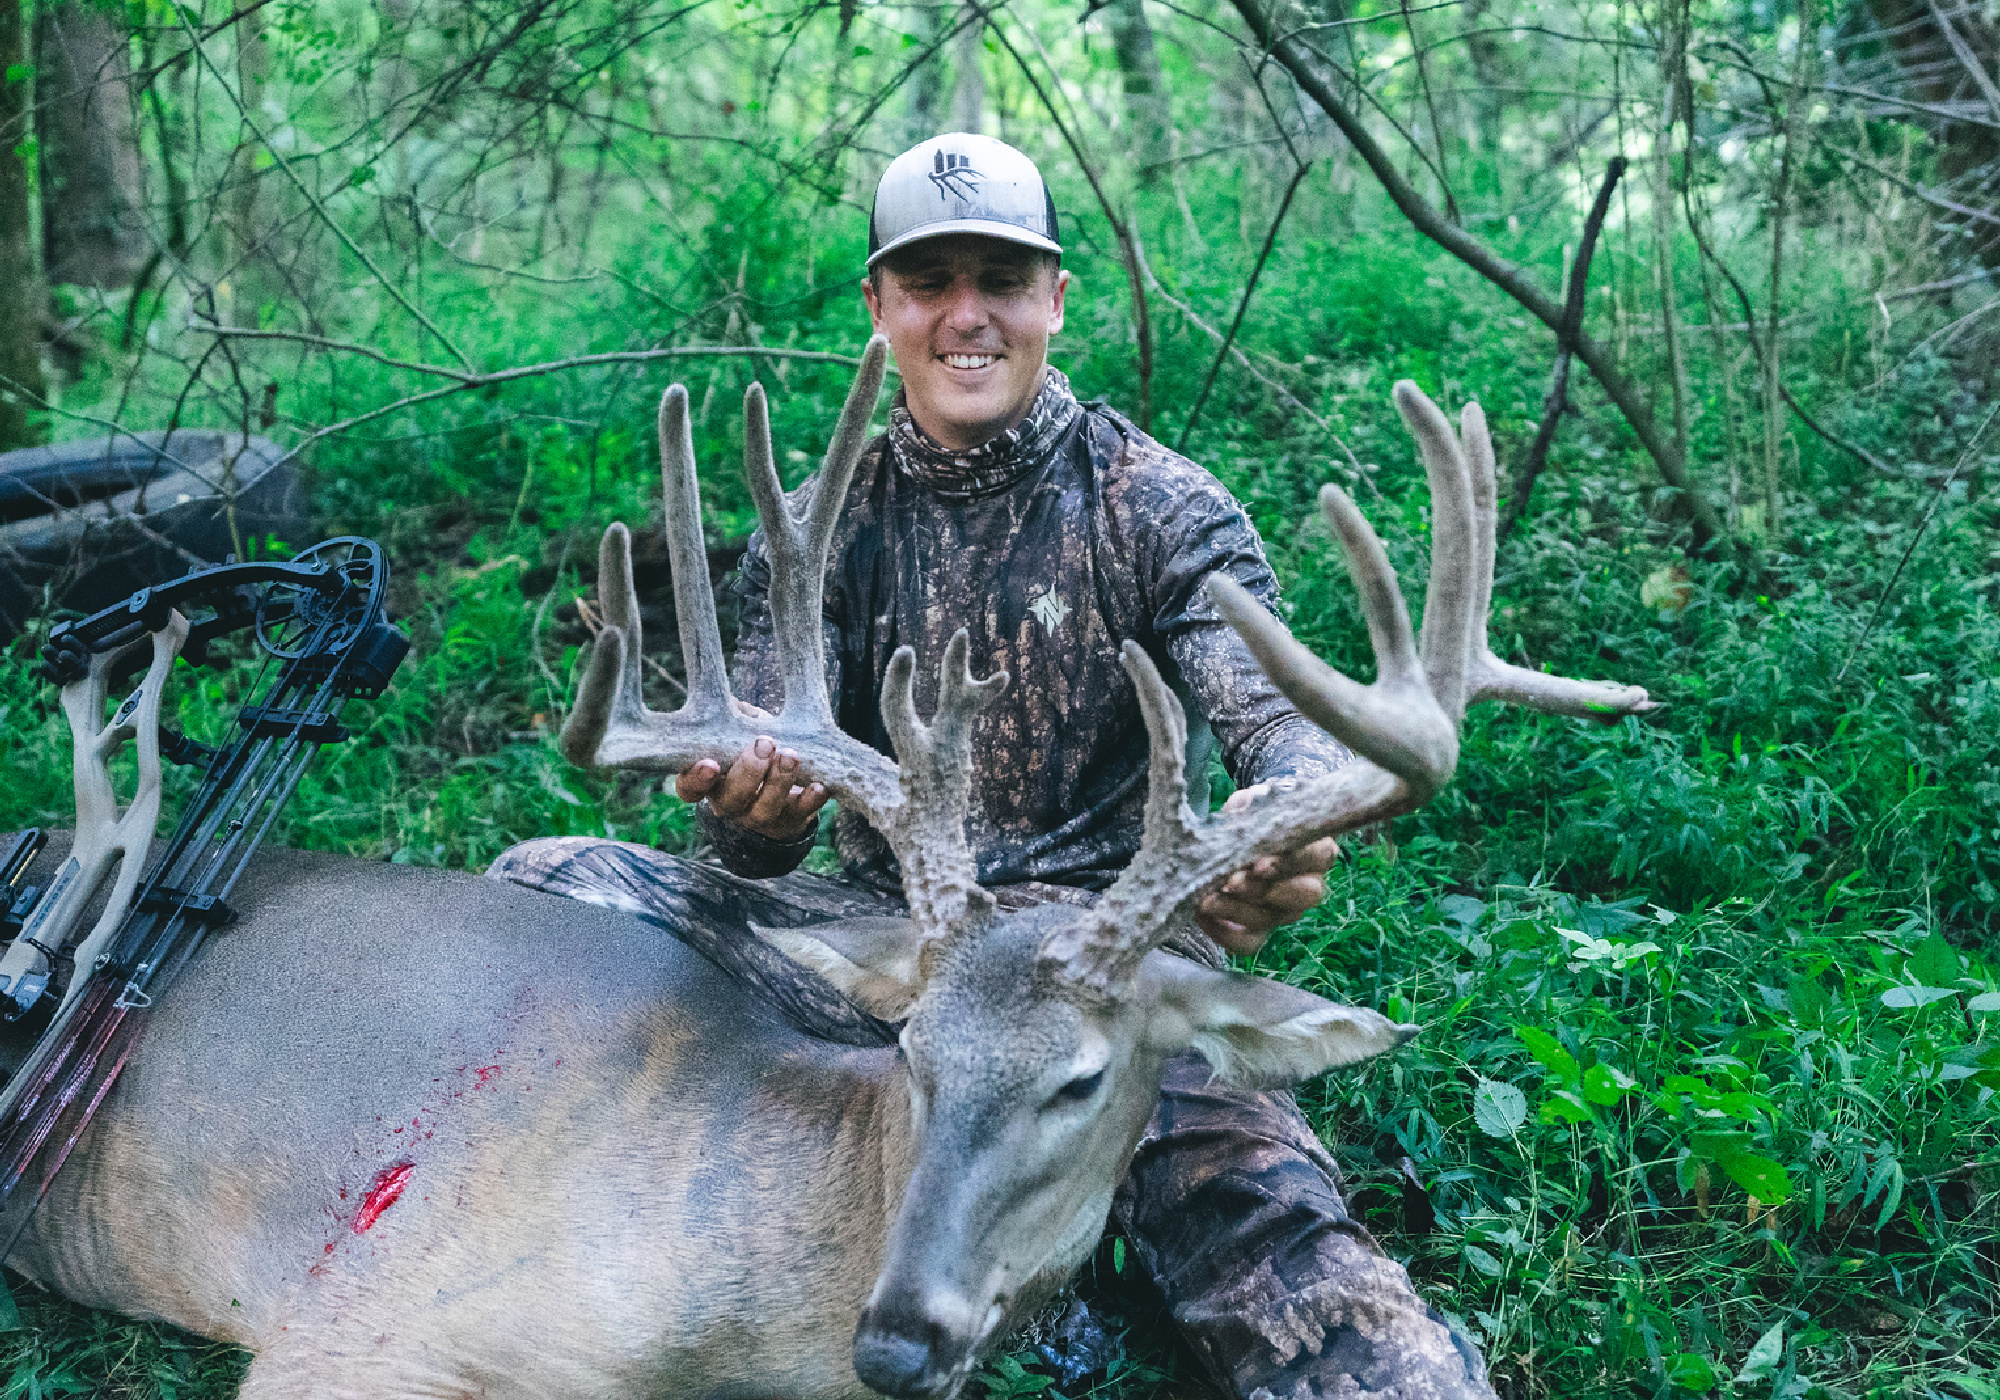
[1515, 1026, 1579, 1085]
[1473, 1079, 1528, 1137]
[1581, 1062, 1637, 1106]
[1690, 1129, 1753, 1160]
[1785, 974, 1832, 1025]
[1462, 1244, 1503, 1277]
[1880, 984, 1956, 1008]
[1439, 894, 1487, 928]
[1968, 991, 2000, 1012]
[1664, 1352, 1718, 1392]
[1717, 1153, 1791, 1204]
[1539, 1090, 1595, 1124]
[1936, 1374, 2000, 1400]
[0, 1278, 19, 1333]
[1909, 928, 1961, 987]
[1734, 1320, 1784, 1384]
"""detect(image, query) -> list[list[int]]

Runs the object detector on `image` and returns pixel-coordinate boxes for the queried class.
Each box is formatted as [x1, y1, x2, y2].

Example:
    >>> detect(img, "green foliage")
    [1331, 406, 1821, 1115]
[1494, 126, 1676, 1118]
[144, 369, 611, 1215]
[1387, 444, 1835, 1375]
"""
[2, 0, 1997, 1389]
[1246, 839, 2000, 1400]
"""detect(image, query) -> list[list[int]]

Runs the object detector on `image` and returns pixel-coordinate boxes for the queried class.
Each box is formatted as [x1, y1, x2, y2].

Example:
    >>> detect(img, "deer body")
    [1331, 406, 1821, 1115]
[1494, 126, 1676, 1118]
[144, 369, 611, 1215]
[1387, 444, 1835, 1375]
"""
[12, 836, 924, 1399]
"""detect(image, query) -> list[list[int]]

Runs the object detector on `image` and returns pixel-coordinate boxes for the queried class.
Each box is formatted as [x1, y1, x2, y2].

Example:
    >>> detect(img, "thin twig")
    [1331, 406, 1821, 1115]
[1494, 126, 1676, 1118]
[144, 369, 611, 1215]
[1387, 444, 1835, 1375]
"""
[982, 12, 1154, 430]
[1499, 156, 1626, 539]
[1679, 184, 1901, 481]
[262, 343, 883, 465]
[1176, 160, 1312, 452]
[175, 10, 476, 372]
[193, 324, 881, 384]
[1925, 0, 2000, 125]
[1834, 401, 2000, 685]
[1133, 253, 1374, 497]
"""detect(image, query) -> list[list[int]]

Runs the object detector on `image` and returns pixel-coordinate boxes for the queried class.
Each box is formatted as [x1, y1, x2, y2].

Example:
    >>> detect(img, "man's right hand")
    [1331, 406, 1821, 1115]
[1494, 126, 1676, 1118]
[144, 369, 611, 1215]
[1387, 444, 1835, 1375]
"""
[676, 736, 829, 843]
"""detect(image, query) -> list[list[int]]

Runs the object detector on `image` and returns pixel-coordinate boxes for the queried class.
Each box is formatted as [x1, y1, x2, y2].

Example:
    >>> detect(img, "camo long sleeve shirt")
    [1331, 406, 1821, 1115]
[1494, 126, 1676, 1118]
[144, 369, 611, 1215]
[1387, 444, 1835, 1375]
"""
[697, 368, 1352, 892]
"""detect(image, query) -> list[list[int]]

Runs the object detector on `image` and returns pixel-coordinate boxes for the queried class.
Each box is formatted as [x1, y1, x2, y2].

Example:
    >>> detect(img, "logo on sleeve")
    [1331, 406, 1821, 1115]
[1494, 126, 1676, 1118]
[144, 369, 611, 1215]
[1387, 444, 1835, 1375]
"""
[1028, 587, 1071, 637]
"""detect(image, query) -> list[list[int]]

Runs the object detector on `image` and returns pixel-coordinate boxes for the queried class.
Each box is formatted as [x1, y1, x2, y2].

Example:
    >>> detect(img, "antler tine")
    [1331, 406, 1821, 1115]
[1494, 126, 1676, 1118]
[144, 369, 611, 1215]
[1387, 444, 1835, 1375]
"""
[1209, 488, 1456, 793]
[1037, 643, 1206, 997]
[1462, 402, 1500, 665]
[1455, 401, 1658, 721]
[565, 352, 908, 826]
[1041, 380, 1655, 1000]
[812, 334, 892, 564]
[1039, 500, 1453, 998]
[561, 386, 737, 769]
[741, 336, 890, 731]
[662, 383, 735, 719]
[1395, 381, 1477, 727]
[879, 630, 1009, 943]
[560, 523, 647, 768]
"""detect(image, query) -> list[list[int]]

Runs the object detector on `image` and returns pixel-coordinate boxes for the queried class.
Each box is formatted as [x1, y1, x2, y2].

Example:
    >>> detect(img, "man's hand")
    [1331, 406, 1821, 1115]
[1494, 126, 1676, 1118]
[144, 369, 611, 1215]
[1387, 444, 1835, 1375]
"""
[1196, 782, 1340, 954]
[676, 735, 829, 843]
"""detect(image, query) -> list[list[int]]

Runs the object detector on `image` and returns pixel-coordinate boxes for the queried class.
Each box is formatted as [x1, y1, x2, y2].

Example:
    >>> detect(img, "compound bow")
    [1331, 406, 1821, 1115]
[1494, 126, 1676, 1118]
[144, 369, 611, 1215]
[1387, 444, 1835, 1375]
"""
[0, 538, 407, 1249]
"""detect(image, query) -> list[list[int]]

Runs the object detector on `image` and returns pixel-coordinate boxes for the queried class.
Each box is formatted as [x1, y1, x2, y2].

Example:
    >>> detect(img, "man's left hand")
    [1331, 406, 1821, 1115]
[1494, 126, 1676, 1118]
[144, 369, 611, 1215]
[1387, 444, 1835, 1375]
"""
[1196, 783, 1340, 954]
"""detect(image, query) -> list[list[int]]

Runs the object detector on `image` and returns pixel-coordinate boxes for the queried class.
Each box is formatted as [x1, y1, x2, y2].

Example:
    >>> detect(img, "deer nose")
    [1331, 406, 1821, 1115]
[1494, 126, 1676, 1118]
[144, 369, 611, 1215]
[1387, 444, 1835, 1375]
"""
[852, 1307, 956, 1397]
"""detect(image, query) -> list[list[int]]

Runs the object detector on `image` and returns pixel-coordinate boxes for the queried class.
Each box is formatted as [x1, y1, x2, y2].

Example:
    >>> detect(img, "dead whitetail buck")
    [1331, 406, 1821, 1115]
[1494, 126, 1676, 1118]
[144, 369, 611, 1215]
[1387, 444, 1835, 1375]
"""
[5, 337, 1649, 1399]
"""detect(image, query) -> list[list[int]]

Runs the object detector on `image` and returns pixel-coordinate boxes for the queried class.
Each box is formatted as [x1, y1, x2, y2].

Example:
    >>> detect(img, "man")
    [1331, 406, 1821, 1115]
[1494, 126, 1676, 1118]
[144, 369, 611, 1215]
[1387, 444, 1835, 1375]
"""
[492, 133, 1492, 1400]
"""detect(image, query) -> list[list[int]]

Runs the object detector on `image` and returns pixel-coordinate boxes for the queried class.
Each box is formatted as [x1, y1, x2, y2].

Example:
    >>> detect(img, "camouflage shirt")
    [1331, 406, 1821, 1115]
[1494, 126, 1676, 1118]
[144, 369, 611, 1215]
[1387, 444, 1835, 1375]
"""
[699, 368, 1351, 891]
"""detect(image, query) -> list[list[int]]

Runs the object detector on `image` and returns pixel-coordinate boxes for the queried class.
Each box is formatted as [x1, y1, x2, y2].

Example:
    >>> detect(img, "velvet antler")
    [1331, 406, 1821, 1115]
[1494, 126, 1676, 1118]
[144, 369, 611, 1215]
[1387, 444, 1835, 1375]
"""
[1038, 381, 1656, 1001]
[561, 336, 1008, 942]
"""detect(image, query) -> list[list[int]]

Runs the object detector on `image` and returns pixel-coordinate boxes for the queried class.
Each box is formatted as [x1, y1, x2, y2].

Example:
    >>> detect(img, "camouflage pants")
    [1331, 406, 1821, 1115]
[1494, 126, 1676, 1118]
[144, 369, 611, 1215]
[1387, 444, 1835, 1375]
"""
[487, 837, 1492, 1400]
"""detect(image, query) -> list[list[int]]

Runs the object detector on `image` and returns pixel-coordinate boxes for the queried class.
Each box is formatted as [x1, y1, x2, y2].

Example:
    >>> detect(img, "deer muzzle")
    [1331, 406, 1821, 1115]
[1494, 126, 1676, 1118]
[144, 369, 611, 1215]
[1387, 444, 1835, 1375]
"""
[852, 1290, 982, 1398]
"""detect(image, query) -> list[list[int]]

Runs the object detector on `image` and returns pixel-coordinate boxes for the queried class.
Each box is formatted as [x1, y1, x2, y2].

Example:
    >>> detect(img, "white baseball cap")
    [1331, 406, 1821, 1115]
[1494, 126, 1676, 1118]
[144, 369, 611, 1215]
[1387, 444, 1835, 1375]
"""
[867, 133, 1063, 269]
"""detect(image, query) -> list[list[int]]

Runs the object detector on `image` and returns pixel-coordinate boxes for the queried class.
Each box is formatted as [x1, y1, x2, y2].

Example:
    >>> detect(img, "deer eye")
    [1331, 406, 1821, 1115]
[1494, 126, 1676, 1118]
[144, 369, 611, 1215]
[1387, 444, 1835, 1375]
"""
[1053, 1070, 1104, 1105]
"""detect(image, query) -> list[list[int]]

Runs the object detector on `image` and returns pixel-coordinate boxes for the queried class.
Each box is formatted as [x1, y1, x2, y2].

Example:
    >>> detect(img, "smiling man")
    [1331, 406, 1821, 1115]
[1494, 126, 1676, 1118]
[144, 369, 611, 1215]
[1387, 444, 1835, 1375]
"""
[492, 134, 1492, 1400]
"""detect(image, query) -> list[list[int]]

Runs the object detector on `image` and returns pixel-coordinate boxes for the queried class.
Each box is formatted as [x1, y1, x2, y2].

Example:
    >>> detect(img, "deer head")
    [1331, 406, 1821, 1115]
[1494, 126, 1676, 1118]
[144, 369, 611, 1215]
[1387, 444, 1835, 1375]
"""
[562, 341, 1652, 1399]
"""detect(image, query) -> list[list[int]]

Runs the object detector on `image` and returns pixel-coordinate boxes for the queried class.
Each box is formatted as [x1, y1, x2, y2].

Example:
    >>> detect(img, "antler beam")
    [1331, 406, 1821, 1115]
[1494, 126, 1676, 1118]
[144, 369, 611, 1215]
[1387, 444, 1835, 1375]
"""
[561, 337, 1010, 943]
[1041, 380, 1655, 999]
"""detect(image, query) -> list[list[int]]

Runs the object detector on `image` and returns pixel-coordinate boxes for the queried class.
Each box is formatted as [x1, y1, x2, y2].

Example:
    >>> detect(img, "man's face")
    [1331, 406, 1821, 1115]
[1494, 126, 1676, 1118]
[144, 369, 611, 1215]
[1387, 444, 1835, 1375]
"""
[862, 235, 1070, 452]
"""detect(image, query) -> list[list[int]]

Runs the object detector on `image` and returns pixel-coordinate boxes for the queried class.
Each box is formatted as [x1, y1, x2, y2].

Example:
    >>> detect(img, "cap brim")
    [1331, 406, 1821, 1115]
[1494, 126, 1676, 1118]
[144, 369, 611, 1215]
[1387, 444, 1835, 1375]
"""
[867, 219, 1063, 268]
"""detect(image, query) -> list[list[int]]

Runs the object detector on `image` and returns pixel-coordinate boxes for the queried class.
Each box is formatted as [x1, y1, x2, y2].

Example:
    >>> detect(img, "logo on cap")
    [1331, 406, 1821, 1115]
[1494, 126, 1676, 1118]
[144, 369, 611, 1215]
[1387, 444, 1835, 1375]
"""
[929, 148, 983, 201]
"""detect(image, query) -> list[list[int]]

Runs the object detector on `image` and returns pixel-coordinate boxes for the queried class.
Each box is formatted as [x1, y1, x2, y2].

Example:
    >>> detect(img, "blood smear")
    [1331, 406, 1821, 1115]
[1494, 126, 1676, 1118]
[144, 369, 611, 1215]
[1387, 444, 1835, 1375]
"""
[353, 1161, 414, 1234]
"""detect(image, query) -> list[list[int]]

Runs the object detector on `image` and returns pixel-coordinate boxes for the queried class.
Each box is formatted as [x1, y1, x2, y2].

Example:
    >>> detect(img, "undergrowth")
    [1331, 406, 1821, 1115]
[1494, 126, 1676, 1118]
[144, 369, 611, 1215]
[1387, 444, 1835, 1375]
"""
[0, 210, 1993, 1399]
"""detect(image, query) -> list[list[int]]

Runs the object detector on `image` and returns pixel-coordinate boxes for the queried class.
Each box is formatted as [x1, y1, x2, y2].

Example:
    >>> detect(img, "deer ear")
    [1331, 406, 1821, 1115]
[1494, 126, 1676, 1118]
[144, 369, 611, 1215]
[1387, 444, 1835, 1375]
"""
[1137, 953, 1418, 1089]
[753, 918, 926, 1020]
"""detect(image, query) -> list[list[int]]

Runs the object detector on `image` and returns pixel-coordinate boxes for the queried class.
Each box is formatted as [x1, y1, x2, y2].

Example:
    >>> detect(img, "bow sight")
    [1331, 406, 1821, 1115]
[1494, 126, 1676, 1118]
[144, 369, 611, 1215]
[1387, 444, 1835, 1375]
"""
[0, 538, 405, 1239]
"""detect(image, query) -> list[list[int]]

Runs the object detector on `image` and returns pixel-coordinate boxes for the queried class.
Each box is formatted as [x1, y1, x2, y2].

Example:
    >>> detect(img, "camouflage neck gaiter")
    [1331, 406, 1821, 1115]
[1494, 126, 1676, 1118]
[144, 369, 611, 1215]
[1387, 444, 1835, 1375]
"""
[888, 367, 1083, 502]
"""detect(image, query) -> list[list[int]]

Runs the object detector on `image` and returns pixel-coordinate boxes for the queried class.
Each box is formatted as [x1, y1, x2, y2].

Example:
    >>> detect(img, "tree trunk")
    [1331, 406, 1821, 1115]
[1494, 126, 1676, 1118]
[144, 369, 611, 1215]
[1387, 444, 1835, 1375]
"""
[1652, 0, 1690, 471]
[0, 0, 46, 447]
[36, 0, 145, 290]
[950, 17, 985, 133]
[905, 3, 945, 138]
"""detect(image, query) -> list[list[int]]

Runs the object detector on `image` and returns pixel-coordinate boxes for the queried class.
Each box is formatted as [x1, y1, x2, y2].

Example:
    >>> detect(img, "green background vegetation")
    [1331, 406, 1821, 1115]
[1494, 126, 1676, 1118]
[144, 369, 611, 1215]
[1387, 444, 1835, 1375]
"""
[0, 0, 1995, 1391]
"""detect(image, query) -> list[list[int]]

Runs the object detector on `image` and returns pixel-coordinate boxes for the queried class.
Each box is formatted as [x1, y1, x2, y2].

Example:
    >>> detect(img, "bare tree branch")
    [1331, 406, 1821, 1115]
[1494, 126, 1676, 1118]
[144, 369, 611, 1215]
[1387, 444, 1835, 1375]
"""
[1925, 0, 2000, 125]
[1230, 0, 1733, 554]
[174, 9, 477, 372]
[1176, 159, 1312, 452]
[1499, 156, 1626, 538]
